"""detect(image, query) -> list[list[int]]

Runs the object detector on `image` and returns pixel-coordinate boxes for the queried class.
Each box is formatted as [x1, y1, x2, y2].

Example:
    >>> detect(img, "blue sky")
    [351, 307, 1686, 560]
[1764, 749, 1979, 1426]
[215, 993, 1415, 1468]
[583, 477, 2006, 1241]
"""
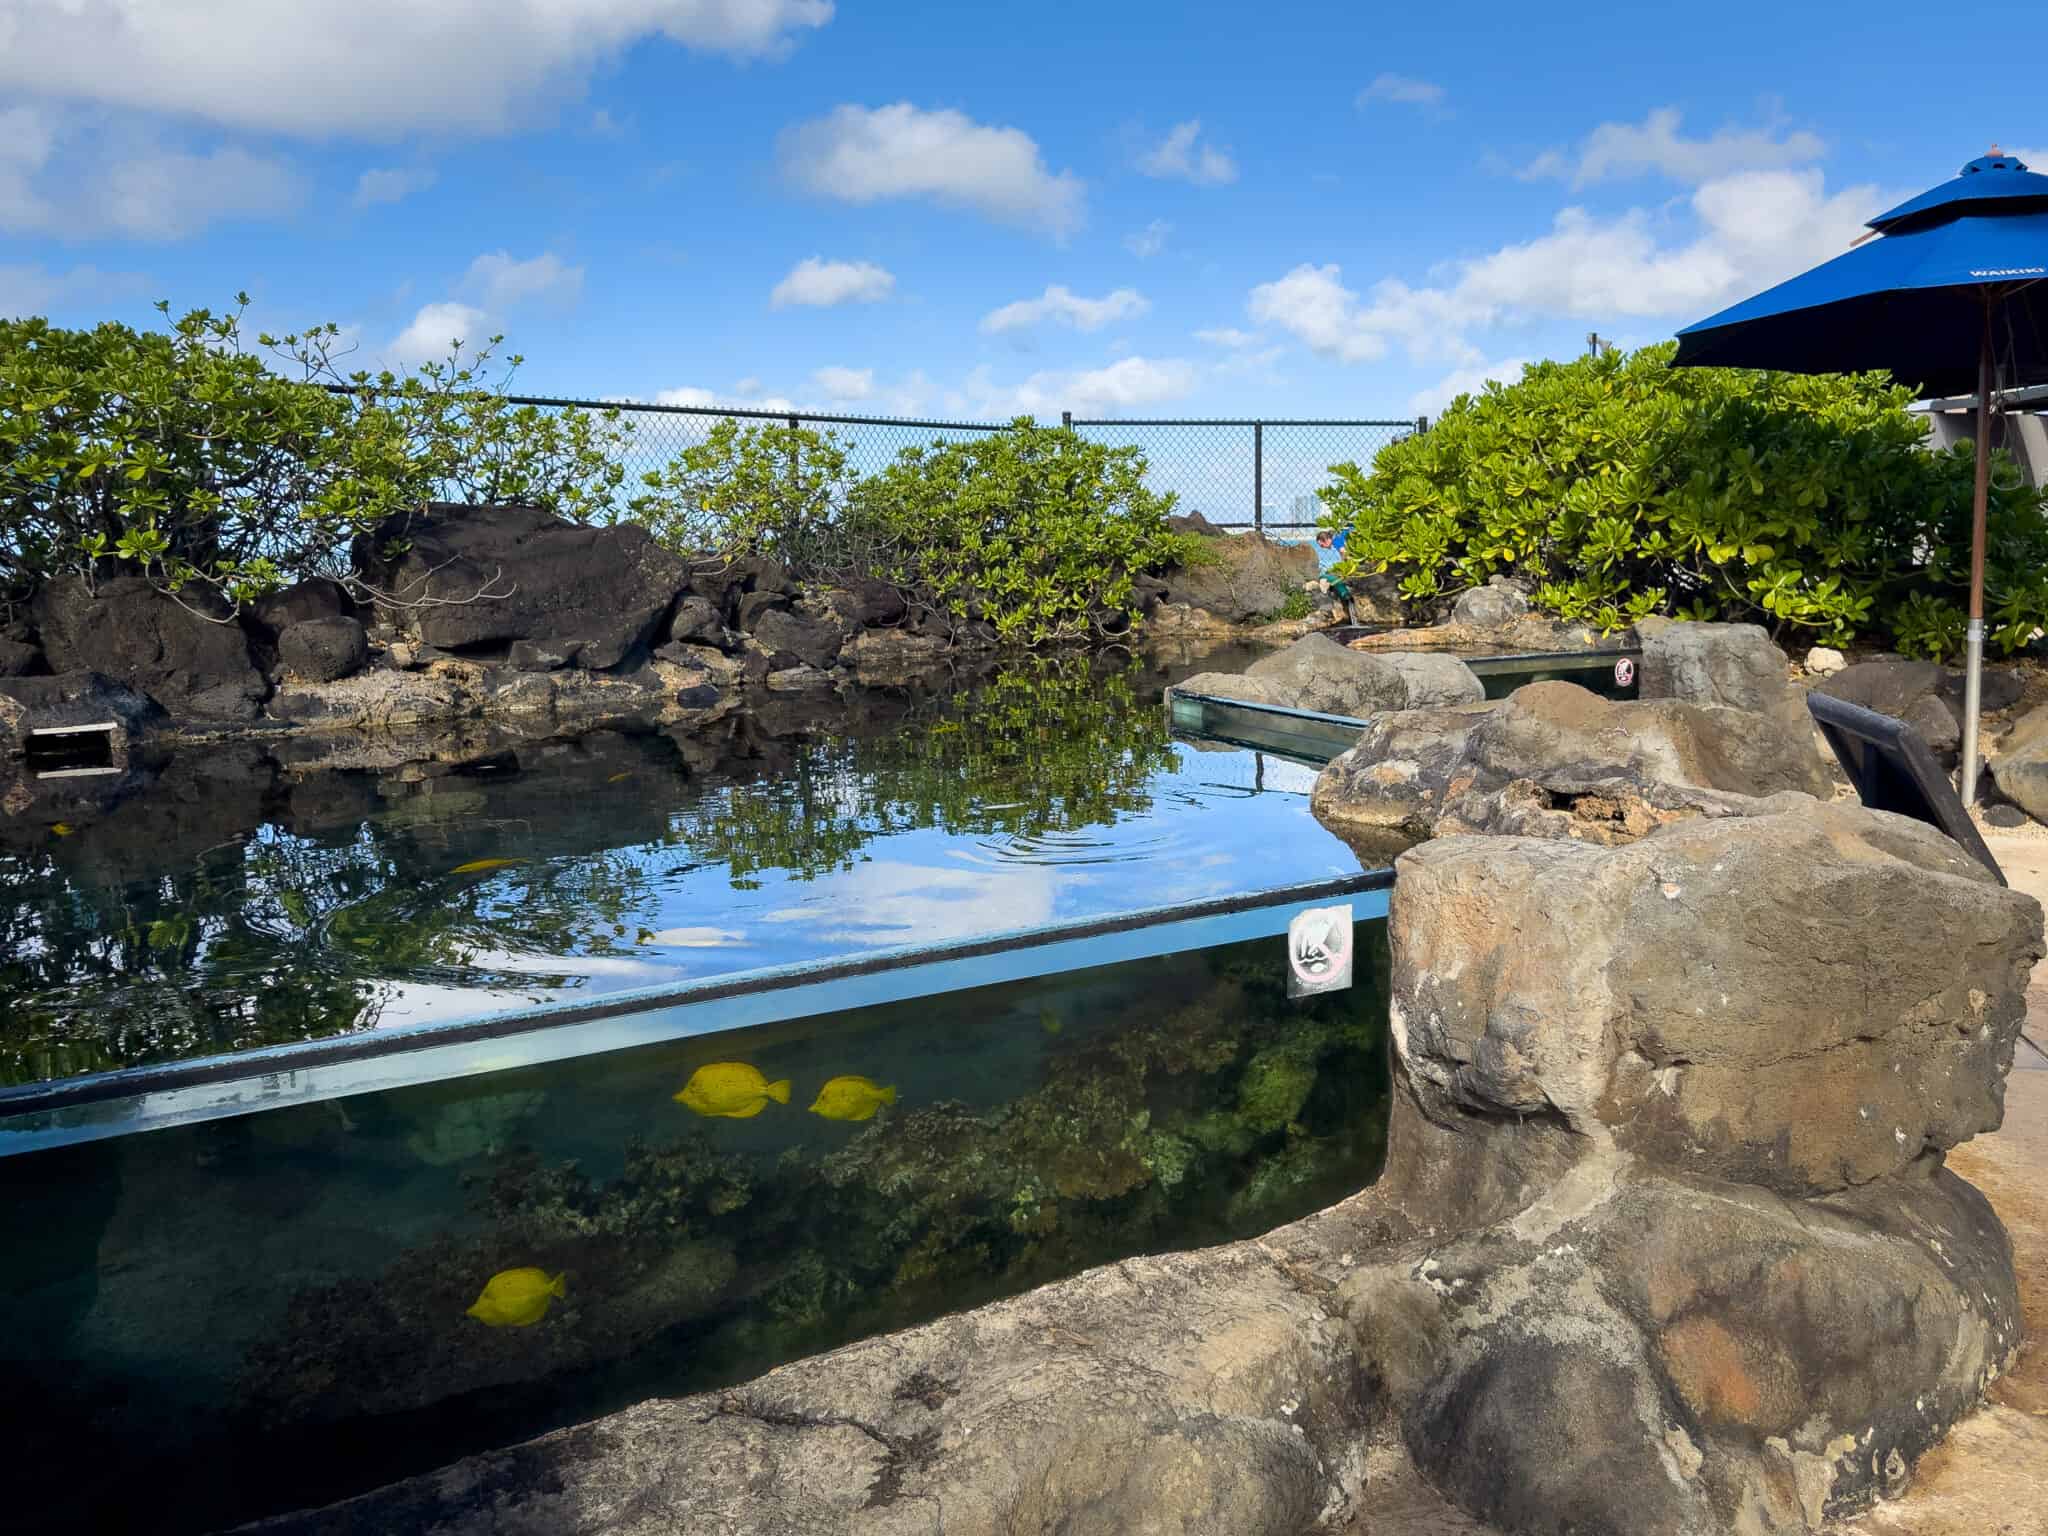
[1, 0, 2041, 422]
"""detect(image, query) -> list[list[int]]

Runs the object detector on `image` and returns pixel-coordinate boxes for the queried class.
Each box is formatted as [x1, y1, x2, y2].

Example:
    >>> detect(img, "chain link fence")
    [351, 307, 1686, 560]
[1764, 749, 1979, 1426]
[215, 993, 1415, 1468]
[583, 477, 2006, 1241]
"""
[353, 392, 1423, 538]
[1063, 416, 1420, 538]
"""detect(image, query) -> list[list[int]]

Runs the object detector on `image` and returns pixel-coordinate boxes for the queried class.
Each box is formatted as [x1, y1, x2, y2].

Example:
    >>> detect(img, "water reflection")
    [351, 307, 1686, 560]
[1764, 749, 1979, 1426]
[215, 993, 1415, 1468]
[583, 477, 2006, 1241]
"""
[1, 654, 1359, 1086]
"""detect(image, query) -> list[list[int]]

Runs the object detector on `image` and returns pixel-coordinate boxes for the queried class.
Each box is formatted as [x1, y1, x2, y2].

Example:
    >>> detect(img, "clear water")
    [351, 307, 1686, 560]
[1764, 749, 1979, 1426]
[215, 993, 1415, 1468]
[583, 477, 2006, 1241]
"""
[0, 648, 1397, 1532]
[3, 925, 1391, 1534]
[0, 651, 1351, 1088]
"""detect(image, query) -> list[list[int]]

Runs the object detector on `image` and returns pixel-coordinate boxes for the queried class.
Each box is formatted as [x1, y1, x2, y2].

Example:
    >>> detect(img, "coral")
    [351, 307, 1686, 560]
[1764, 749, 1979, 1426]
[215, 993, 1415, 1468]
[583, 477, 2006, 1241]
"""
[1234, 1040, 1318, 1134]
[403, 1090, 544, 1166]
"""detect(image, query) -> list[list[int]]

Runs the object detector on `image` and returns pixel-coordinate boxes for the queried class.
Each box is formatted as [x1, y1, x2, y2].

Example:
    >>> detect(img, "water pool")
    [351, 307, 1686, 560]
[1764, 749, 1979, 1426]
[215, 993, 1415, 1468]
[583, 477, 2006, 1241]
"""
[0, 656, 1351, 1090]
[0, 655, 1395, 1532]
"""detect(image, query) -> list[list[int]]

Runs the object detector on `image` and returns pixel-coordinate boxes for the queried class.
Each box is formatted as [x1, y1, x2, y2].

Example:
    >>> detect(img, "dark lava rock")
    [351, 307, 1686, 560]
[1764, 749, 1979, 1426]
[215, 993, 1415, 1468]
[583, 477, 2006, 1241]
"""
[507, 639, 581, 673]
[728, 552, 793, 596]
[0, 669, 166, 746]
[31, 575, 267, 721]
[829, 579, 908, 628]
[735, 590, 792, 633]
[666, 595, 725, 646]
[0, 637, 43, 677]
[1983, 802, 2029, 828]
[351, 504, 689, 671]
[251, 577, 350, 638]
[277, 617, 369, 683]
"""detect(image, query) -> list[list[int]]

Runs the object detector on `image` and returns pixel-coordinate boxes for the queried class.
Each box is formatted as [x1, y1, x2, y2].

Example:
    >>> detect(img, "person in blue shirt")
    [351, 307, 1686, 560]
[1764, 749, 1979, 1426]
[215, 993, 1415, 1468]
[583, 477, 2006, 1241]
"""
[1311, 526, 1358, 625]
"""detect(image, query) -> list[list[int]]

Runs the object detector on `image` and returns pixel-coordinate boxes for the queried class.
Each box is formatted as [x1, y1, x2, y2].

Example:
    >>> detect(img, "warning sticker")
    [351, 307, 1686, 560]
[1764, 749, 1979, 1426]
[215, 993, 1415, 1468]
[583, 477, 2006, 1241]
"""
[1287, 904, 1354, 998]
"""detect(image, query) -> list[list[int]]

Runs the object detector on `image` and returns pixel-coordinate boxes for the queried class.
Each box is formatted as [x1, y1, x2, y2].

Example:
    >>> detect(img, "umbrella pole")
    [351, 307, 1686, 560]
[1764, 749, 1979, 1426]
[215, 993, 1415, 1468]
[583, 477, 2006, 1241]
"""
[1960, 300, 1993, 806]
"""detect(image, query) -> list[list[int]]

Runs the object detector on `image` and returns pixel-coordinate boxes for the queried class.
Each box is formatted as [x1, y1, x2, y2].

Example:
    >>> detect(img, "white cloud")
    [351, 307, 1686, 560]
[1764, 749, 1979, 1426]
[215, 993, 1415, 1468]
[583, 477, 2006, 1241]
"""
[353, 166, 437, 209]
[0, 262, 149, 319]
[2006, 147, 2048, 171]
[811, 365, 873, 400]
[957, 355, 1200, 419]
[0, 103, 301, 238]
[1194, 327, 1262, 348]
[1409, 358, 1534, 416]
[1358, 74, 1445, 110]
[1125, 218, 1170, 258]
[0, 0, 834, 138]
[652, 384, 797, 412]
[461, 250, 584, 308]
[1136, 120, 1237, 186]
[980, 284, 1148, 336]
[1249, 167, 1882, 368]
[768, 256, 894, 308]
[778, 103, 1084, 237]
[1522, 108, 1826, 188]
[386, 301, 492, 368]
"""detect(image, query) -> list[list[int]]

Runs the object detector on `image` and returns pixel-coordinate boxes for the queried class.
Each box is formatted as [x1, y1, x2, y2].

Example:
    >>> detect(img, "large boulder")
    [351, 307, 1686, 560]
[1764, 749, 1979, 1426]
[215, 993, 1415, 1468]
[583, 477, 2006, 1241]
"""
[1816, 658, 2025, 762]
[1378, 650, 1485, 708]
[1339, 802, 2041, 1535]
[751, 600, 856, 671]
[1244, 633, 1410, 714]
[0, 637, 43, 677]
[1992, 701, 2048, 823]
[249, 577, 351, 638]
[1387, 801, 2040, 1194]
[31, 575, 267, 721]
[1312, 679, 1832, 842]
[1347, 1155, 2021, 1536]
[1449, 576, 1530, 629]
[351, 504, 691, 671]
[1158, 532, 1317, 624]
[1635, 618, 1793, 715]
[276, 617, 368, 683]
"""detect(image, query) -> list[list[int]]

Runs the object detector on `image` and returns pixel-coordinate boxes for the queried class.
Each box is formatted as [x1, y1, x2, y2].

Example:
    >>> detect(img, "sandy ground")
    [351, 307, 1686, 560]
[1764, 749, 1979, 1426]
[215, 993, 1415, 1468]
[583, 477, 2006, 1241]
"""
[1349, 833, 2048, 1536]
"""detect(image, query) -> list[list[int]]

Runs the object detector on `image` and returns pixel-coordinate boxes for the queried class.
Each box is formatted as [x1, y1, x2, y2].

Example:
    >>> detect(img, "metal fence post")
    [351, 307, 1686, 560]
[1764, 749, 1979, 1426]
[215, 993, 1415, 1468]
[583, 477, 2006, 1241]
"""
[1253, 421, 1264, 536]
[1415, 415, 1429, 435]
[1062, 411, 1072, 431]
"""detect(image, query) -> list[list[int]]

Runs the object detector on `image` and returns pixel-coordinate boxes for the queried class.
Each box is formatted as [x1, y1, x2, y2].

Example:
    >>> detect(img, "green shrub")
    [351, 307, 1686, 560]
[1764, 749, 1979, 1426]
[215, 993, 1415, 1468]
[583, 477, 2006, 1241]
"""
[848, 420, 1195, 646]
[1, 301, 356, 610]
[629, 416, 861, 569]
[1319, 343, 2048, 657]
[1, 299, 651, 614]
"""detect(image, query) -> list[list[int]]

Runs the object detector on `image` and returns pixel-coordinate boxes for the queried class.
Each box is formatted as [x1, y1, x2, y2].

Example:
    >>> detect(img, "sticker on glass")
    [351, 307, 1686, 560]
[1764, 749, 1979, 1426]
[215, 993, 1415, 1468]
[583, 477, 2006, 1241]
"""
[1614, 656, 1636, 688]
[1287, 904, 1354, 997]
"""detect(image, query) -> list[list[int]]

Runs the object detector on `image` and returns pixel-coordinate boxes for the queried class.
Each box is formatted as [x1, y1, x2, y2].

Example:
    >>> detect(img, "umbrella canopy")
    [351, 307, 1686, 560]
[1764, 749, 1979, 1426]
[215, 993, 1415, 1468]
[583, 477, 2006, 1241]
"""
[1674, 152, 2048, 393]
[1672, 149, 2048, 804]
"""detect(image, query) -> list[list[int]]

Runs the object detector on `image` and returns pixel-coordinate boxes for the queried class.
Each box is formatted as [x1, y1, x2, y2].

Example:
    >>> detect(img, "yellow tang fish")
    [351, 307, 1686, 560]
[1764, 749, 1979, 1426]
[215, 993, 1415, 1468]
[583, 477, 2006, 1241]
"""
[51, 823, 75, 837]
[606, 771, 633, 783]
[809, 1075, 897, 1122]
[466, 1267, 565, 1328]
[674, 1062, 792, 1119]
[452, 857, 521, 875]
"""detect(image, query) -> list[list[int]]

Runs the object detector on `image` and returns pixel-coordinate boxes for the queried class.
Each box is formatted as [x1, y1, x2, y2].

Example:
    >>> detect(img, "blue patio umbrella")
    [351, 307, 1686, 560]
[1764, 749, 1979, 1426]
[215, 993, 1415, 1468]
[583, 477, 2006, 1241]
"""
[1673, 149, 2048, 801]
